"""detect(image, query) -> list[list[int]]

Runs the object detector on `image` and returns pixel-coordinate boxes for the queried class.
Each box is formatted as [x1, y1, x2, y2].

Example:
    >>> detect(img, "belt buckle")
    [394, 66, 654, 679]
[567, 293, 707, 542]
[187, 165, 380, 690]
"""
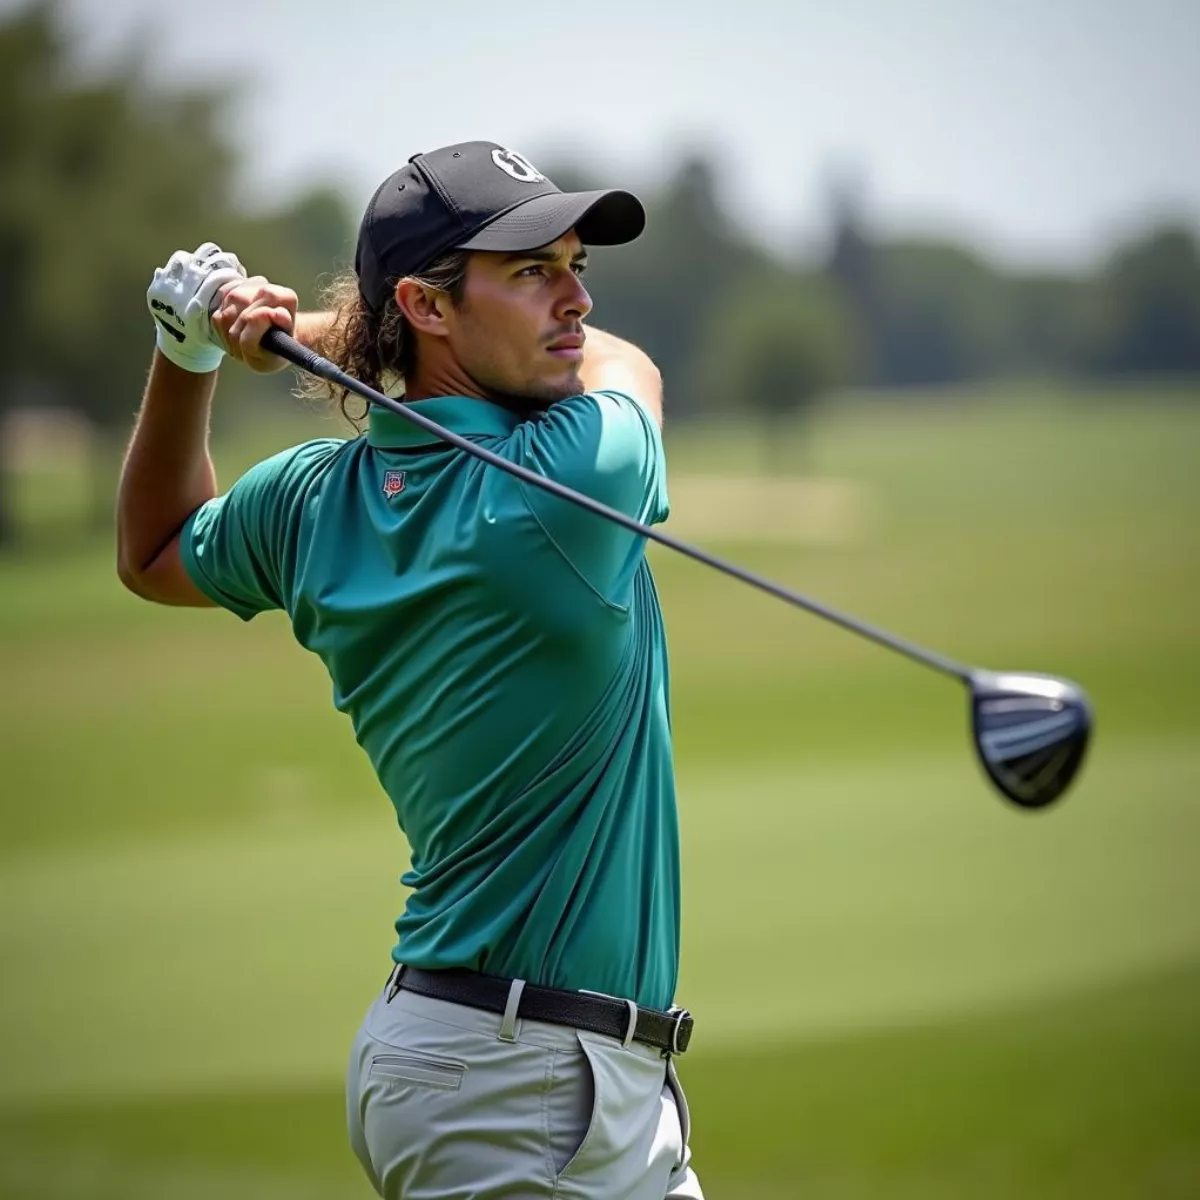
[668, 1006, 692, 1055]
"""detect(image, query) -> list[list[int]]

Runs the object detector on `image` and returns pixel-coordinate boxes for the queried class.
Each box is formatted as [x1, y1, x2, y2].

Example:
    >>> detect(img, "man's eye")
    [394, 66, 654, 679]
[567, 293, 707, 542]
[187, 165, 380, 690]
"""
[571, 262, 588, 276]
[518, 265, 545, 278]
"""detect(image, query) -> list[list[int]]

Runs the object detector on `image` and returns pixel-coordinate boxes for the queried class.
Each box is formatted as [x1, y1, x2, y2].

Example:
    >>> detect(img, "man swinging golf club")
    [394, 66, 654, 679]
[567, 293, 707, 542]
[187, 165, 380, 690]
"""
[118, 141, 702, 1198]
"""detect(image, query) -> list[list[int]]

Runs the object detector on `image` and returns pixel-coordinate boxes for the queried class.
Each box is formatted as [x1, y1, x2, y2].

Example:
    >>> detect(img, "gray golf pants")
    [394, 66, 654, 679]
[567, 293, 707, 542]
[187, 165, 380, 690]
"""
[346, 974, 704, 1199]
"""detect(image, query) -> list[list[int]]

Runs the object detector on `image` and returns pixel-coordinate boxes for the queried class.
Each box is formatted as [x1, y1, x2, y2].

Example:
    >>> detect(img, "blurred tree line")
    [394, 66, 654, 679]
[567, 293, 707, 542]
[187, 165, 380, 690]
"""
[2, 0, 1199, 547]
[574, 158, 1200, 409]
[0, 3, 348, 547]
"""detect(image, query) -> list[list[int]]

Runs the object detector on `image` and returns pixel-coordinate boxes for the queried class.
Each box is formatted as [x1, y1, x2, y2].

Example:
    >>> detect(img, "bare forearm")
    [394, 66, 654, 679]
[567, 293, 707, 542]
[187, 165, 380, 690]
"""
[117, 350, 219, 579]
[580, 327, 663, 426]
[295, 310, 339, 356]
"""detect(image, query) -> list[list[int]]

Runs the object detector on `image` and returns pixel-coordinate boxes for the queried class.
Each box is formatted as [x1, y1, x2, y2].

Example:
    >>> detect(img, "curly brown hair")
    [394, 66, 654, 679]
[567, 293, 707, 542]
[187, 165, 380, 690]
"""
[296, 250, 471, 429]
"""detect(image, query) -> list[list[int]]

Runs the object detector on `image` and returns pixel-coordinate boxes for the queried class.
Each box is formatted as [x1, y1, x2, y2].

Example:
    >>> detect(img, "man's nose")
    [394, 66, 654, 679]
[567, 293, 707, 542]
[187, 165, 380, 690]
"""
[556, 272, 592, 322]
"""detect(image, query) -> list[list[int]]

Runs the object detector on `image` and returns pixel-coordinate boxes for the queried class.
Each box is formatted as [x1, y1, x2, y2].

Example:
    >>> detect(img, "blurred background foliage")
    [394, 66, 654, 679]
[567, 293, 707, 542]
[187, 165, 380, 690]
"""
[3, 0, 1200, 547]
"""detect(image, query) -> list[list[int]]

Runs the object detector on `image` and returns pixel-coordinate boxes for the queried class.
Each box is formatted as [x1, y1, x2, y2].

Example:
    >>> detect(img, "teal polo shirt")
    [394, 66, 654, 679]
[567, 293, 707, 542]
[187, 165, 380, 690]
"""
[180, 391, 680, 1010]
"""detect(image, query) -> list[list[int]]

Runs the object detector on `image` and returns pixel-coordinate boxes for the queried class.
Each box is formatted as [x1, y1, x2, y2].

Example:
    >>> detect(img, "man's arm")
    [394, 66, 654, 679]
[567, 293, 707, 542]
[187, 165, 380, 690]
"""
[578, 327, 663, 428]
[117, 248, 298, 605]
[116, 351, 220, 605]
[295, 310, 339, 356]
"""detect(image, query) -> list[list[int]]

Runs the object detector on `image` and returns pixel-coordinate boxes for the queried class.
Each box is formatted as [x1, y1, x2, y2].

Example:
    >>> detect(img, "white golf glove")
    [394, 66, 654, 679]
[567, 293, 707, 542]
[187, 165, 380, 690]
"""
[146, 242, 247, 373]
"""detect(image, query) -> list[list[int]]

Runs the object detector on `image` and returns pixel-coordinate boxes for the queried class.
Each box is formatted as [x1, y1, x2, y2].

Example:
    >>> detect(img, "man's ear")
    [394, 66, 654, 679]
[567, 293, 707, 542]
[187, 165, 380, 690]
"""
[395, 279, 453, 337]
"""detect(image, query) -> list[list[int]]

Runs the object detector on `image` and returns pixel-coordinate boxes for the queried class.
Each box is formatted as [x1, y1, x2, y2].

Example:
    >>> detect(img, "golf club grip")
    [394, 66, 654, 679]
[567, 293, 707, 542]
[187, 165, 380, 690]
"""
[255, 324, 970, 682]
[261, 327, 329, 377]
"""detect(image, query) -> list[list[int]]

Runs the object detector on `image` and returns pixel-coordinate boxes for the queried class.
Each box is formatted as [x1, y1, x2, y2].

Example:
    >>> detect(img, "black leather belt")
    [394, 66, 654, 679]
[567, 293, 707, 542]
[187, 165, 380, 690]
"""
[388, 965, 694, 1056]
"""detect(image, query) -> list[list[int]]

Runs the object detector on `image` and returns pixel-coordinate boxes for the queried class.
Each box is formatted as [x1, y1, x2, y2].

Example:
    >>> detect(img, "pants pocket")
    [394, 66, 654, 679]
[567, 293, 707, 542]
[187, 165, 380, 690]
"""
[551, 1033, 671, 1189]
[369, 1052, 465, 1092]
[354, 1005, 559, 1197]
[548, 1035, 600, 1181]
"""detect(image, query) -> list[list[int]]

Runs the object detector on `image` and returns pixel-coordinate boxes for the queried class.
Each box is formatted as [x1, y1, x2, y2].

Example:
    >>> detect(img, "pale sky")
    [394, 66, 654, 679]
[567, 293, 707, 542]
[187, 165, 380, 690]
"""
[32, 0, 1200, 267]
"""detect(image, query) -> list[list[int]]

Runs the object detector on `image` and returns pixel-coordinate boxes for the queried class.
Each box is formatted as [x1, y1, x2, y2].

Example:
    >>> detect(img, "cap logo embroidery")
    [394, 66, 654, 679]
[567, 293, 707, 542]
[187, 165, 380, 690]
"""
[491, 148, 546, 184]
[382, 469, 407, 498]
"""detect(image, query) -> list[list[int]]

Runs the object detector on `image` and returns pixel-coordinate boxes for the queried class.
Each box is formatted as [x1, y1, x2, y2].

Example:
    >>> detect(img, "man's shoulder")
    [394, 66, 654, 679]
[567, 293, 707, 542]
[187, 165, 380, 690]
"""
[524, 390, 665, 493]
[537, 388, 649, 423]
[524, 390, 660, 463]
[261, 435, 355, 473]
[241, 435, 356, 496]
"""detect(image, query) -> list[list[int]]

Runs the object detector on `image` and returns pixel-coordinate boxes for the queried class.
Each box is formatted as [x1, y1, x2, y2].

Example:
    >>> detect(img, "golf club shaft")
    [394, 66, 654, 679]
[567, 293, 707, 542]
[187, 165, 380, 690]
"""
[262, 327, 972, 684]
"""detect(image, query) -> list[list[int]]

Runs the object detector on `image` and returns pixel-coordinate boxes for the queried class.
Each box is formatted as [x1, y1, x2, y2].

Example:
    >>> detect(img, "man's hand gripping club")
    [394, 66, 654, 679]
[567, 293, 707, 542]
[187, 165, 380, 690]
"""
[120, 242, 299, 608]
[145, 241, 299, 375]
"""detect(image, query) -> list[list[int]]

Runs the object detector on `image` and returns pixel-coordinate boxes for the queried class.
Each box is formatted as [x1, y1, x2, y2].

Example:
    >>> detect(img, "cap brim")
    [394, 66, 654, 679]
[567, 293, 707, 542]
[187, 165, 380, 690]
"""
[455, 189, 645, 253]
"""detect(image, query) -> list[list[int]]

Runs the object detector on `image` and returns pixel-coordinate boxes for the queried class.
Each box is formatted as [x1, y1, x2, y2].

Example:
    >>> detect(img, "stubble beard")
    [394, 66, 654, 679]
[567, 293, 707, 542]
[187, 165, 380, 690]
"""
[485, 369, 583, 417]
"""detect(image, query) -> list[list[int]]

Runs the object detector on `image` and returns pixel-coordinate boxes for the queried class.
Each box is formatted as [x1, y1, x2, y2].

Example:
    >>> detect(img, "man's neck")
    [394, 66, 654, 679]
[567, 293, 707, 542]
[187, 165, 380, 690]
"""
[403, 361, 487, 403]
[402, 367, 548, 418]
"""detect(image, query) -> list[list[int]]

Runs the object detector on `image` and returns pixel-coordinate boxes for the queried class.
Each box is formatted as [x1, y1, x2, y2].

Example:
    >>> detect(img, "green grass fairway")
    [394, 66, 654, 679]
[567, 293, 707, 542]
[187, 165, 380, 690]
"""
[1, 387, 1197, 1197]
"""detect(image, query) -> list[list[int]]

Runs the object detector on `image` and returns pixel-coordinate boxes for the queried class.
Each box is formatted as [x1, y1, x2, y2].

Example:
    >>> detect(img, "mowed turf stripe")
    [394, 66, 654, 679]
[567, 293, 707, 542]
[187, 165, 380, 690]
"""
[677, 734, 1200, 1040]
[0, 813, 402, 1103]
[687, 955, 1200, 1199]
[0, 736, 1196, 1104]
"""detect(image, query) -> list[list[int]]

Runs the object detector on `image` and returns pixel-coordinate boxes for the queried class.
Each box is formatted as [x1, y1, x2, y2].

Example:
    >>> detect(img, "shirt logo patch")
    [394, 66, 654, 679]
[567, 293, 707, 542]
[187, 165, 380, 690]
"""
[382, 469, 407, 498]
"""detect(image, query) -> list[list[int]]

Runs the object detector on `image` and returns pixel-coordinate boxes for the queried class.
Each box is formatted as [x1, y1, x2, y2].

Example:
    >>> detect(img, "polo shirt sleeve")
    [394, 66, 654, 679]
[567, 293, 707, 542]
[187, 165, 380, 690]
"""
[516, 390, 669, 603]
[180, 439, 343, 621]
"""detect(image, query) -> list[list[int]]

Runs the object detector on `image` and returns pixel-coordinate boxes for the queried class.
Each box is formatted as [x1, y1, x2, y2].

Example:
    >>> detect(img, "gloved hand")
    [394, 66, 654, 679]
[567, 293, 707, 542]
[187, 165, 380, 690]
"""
[146, 242, 247, 373]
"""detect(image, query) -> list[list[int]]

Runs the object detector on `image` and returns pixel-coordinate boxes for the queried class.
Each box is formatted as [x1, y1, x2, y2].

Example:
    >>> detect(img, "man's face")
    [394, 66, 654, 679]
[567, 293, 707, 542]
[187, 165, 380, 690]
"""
[443, 232, 592, 407]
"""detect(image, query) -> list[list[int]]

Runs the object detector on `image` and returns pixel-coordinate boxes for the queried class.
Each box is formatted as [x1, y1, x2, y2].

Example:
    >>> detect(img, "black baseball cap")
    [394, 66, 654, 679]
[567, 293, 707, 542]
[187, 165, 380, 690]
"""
[355, 141, 646, 313]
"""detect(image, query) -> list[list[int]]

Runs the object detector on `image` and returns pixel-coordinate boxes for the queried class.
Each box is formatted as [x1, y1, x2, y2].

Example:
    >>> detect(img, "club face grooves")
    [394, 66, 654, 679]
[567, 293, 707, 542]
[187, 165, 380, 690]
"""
[970, 672, 1093, 809]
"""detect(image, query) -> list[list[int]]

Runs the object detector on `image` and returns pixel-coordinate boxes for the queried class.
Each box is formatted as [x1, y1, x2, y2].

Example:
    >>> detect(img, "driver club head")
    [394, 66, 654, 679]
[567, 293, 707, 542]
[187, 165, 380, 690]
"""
[969, 671, 1093, 809]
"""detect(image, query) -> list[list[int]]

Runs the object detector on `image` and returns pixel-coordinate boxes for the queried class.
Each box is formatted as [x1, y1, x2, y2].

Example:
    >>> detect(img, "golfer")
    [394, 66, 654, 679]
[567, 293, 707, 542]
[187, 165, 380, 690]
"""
[117, 141, 701, 1199]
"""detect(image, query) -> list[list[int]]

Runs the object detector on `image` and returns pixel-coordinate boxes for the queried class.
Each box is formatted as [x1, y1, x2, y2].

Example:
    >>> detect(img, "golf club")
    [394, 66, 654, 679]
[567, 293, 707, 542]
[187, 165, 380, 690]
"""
[258, 326, 1093, 810]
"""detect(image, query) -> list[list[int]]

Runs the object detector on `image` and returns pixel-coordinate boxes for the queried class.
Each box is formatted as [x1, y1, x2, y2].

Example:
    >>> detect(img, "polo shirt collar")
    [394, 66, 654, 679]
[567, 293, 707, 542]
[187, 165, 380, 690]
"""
[367, 395, 521, 449]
